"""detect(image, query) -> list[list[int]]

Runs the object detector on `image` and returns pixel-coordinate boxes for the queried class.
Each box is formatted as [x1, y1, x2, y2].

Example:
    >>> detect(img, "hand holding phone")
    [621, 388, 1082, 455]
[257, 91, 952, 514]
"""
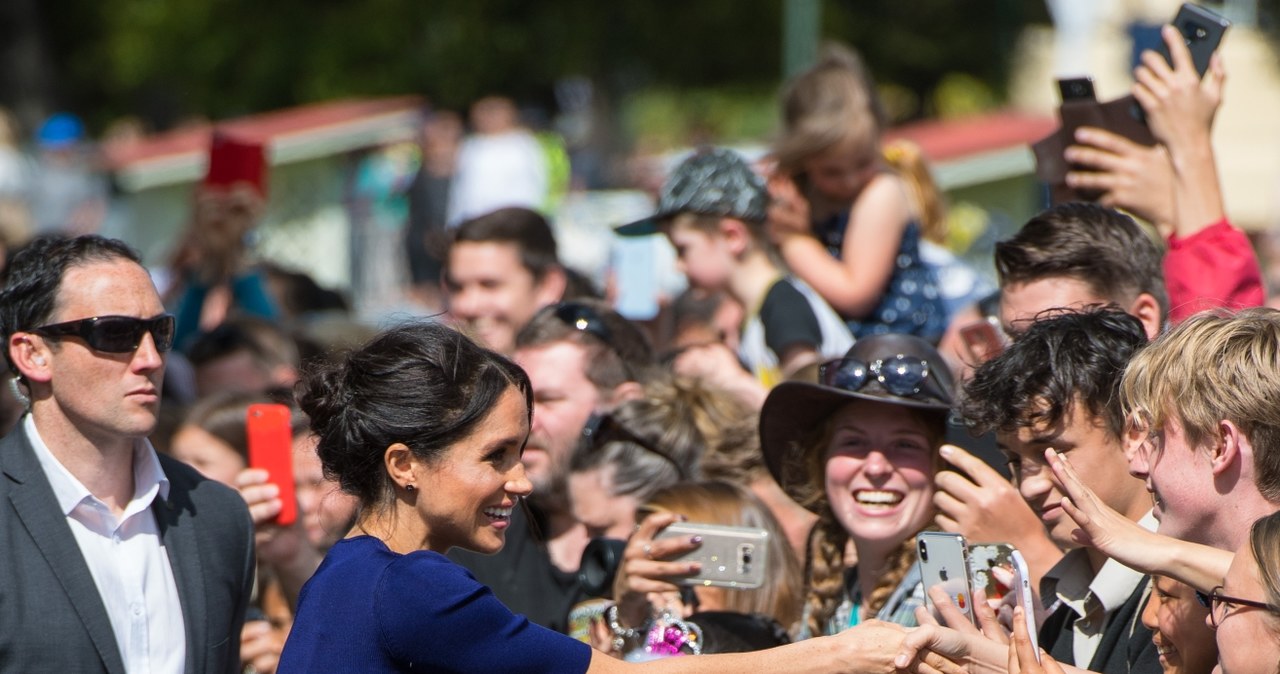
[653, 522, 769, 589]
[1153, 3, 1230, 79]
[247, 404, 297, 526]
[916, 532, 976, 626]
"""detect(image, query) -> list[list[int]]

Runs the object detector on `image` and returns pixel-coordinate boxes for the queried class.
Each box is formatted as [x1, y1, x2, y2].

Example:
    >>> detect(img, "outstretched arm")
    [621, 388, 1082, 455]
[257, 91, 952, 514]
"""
[1046, 449, 1231, 591]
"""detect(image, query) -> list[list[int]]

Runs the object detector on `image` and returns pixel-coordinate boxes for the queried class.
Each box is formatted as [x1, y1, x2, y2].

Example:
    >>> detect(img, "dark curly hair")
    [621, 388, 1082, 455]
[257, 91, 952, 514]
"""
[296, 322, 531, 508]
[960, 306, 1147, 440]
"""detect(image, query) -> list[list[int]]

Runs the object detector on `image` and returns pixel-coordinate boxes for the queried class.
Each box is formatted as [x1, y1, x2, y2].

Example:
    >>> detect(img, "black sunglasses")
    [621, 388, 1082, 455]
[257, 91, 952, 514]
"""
[581, 412, 687, 480]
[553, 302, 637, 380]
[818, 354, 933, 398]
[30, 314, 176, 354]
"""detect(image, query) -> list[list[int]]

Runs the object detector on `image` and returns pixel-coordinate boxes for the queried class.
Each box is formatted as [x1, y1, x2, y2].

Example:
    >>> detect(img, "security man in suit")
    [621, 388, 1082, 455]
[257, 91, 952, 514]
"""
[0, 234, 255, 673]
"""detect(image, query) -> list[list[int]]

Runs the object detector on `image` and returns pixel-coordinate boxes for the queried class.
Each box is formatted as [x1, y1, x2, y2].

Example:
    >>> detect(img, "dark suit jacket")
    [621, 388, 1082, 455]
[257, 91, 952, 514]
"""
[1041, 578, 1162, 674]
[0, 426, 255, 674]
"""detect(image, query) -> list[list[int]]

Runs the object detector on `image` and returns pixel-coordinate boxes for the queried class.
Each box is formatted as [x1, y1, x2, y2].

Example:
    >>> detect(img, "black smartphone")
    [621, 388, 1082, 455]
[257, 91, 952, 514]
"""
[1057, 77, 1096, 103]
[1156, 3, 1231, 78]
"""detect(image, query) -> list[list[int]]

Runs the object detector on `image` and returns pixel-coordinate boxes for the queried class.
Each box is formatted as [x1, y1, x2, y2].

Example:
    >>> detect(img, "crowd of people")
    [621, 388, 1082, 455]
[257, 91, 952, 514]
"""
[0, 24, 1276, 674]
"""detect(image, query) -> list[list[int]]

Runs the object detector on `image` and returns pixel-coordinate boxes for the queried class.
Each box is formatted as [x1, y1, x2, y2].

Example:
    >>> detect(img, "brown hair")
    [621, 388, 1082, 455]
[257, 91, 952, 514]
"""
[1122, 309, 1280, 502]
[515, 298, 656, 391]
[995, 203, 1169, 321]
[774, 44, 883, 180]
[643, 481, 803, 628]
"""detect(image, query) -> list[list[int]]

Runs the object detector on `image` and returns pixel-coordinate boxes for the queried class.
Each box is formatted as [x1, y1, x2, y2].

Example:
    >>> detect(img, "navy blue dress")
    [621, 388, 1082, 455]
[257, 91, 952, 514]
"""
[814, 213, 946, 342]
[278, 536, 592, 673]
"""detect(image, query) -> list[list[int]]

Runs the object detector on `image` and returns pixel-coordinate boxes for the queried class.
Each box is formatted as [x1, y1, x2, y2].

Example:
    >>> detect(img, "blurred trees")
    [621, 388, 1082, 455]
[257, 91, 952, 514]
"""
[5, 0, 1043, 135]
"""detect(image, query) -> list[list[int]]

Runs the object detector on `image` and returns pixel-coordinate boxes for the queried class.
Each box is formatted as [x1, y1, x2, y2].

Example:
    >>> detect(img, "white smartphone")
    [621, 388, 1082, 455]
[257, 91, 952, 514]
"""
[916, 532, 976, 626]
[654, 522, 769, 589]
[1009, 549, 1040, 661]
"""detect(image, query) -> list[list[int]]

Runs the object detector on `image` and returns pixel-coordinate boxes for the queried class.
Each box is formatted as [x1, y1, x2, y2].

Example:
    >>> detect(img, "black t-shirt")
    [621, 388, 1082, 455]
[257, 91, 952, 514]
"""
[759, 278, 825, 358]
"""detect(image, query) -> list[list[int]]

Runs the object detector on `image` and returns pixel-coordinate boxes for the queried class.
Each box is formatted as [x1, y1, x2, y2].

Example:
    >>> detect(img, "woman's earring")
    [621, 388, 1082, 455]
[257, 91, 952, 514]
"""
[405, 484, 416, 493]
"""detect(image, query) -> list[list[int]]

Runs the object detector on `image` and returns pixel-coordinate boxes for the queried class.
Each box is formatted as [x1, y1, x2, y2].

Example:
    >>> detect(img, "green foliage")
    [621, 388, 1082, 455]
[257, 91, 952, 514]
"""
[622, 87, 777, 150]
[28, 0, 1043, 135]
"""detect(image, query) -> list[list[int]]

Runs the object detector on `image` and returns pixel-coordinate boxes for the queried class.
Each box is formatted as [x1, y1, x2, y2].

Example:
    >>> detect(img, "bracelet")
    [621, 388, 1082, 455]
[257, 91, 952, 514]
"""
[605, 603, 644, 654]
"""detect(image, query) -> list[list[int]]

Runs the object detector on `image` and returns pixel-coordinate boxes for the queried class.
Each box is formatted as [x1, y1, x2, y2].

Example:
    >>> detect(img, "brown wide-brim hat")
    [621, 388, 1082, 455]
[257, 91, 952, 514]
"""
[760, 333, 955, 512]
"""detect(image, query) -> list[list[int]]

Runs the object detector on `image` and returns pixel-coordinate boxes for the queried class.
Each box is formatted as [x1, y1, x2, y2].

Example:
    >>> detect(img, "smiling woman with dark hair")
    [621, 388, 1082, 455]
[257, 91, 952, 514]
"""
[277, 322, 916, 674]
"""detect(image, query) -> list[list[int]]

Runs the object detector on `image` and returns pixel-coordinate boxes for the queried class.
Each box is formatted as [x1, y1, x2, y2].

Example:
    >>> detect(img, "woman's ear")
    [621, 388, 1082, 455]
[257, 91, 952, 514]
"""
[383, 443, 418, 491]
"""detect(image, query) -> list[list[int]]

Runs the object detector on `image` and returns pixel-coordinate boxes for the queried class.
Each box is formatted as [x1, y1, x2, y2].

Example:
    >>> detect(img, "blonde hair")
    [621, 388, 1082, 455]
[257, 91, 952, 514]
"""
[1121, 308, 1280, 502]
[797, 402, 944, 636]
[882, 139, 947, 245]
[1249, 511, 1280, 620]
[643, 481, 803, 629]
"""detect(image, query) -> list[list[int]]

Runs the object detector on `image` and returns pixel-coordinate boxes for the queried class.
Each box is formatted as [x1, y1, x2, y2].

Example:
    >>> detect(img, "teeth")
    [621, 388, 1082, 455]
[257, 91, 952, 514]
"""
[855, 490, 903, 505]
[484, 507, 512, 520]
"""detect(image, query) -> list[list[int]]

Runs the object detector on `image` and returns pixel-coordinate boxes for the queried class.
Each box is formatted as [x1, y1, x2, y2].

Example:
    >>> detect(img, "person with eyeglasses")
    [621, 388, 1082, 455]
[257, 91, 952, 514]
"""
[0, 234, 255, 674]
[1208, 511, 1280, 674]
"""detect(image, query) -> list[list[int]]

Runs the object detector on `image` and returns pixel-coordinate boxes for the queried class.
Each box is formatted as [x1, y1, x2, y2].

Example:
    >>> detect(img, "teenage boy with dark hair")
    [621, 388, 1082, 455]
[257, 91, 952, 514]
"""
[960, 307, 1160, 674]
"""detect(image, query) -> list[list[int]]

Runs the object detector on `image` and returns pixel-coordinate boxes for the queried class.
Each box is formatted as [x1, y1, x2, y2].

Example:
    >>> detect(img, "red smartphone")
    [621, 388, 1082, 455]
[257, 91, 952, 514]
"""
[247, 403, 297, 526]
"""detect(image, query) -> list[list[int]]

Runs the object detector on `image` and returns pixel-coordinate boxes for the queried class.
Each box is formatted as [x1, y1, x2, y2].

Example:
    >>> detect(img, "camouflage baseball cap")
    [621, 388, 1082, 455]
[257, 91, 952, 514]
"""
[617, 147, 769, 236]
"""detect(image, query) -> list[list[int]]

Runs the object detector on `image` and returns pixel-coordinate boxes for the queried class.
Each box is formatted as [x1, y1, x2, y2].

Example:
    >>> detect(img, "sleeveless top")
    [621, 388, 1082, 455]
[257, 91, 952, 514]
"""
[814, 212, 947, 342]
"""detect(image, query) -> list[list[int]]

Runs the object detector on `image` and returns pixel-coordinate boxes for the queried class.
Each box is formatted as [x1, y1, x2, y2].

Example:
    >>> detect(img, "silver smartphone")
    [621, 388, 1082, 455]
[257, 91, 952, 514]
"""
[916, 531, 976, 626]
[1009, 549, 1040, 661]
[654, 522, 769, 589]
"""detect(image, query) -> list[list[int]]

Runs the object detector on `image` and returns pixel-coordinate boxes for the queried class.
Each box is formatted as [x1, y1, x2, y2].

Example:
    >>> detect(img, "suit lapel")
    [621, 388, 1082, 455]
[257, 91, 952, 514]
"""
[154, 478, 207, 674]
[2, 431, 127, 674]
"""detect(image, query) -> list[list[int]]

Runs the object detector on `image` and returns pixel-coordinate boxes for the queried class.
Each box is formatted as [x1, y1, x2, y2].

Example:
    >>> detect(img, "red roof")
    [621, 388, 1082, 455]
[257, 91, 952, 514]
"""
[102, 96, 425, 171]
[885, 111, 1055, 162]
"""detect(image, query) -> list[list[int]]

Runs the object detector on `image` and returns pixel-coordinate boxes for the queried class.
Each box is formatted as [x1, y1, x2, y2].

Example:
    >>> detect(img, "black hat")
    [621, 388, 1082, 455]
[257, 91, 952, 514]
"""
[759, 334, 955, 511]
[617, 147, 768, 236]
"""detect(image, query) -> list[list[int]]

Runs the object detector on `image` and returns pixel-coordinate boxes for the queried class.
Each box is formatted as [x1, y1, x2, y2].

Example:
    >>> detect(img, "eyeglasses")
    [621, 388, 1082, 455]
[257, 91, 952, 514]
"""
[818, 354, 932, 397]
[30, 314, 176, 353]
[581, 412, 688, 480]
[1201, 585, 1278, 628]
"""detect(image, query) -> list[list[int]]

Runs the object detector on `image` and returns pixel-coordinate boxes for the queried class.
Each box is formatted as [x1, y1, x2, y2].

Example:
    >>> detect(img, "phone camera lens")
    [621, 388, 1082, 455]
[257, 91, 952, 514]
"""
[919, 541, 929, 562]
[1194, 26, 1207, 39]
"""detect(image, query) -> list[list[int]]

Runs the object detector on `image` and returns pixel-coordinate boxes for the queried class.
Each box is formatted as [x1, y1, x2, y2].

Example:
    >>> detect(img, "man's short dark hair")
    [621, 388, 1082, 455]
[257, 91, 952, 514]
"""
[515, 299, 656, 391]
[960, 307, 1148, 440]
[0, 235, 142, 374]
[449, 207, 559, 280]
[995, 202, 1169, 321]
[186, 315, 300, 372]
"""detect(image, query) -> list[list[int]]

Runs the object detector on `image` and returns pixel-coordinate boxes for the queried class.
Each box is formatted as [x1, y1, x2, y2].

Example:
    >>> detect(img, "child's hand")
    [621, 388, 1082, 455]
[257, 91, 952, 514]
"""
[766, 174, 813, 244]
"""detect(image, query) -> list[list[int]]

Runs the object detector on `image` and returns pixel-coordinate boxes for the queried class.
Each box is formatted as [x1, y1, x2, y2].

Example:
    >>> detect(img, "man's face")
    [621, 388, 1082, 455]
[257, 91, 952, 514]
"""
[568, 465, 639, 540]
[999, 277, 1110, 338]
[445, 241, 556, 355]
[1127, 415, 1216, 545]
[999, 400, 1149, 549]
[34, 259, 167, 442]
[515, 341, 604, 494]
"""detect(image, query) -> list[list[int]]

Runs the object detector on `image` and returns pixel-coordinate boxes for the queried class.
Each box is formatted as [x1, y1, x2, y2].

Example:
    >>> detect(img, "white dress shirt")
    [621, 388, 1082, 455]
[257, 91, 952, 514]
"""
[26, 415, 187, 674]
[1040, 511, 1158, 667]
